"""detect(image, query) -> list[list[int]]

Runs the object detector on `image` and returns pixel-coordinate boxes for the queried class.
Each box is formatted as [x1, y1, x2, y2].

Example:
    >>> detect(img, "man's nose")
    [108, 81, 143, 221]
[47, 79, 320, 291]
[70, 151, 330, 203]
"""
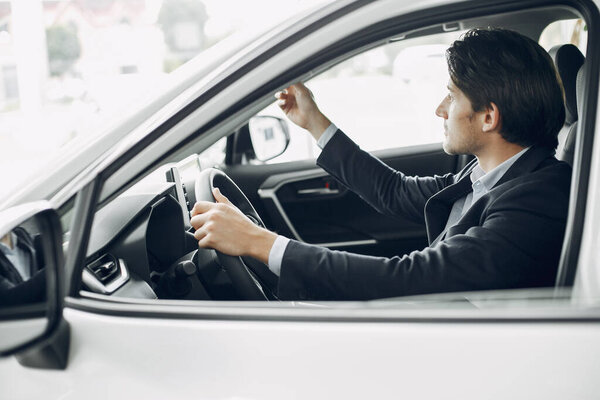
[435, 98, 448, 119]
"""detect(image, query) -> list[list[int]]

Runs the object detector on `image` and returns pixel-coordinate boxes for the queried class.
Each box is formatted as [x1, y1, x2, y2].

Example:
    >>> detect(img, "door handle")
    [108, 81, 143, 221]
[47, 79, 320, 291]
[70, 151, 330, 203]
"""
[296, 188, 340, 196]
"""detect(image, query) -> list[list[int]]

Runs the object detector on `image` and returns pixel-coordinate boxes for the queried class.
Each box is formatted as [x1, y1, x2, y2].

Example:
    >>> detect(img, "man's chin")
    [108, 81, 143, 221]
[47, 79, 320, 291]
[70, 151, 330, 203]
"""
[442, 140, 457, 155]
[443, 135, 474, 155]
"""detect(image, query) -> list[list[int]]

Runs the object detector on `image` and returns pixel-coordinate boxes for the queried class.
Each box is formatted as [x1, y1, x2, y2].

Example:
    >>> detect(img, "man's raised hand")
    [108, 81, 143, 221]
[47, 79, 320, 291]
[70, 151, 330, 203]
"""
[275, 83, 331, 140]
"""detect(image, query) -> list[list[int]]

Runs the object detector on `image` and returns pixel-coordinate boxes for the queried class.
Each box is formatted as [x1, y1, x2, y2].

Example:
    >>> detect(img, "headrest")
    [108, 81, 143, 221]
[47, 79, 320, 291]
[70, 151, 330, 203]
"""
[549, 44, 585, 124]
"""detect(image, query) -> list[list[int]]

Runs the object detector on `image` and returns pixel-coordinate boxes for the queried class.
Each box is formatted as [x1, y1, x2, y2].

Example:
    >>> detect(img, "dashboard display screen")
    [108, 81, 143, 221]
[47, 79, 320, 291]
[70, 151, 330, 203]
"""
[166, 154, 203, 229]
[177, 154, 203, 192]
[165, 167, 190, 229]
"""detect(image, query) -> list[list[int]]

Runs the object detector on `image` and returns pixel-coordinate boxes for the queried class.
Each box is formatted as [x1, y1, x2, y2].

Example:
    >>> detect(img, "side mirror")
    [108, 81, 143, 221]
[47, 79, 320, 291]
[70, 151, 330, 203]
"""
[0, 202, 63, 357]
[248, 116, 290, 162]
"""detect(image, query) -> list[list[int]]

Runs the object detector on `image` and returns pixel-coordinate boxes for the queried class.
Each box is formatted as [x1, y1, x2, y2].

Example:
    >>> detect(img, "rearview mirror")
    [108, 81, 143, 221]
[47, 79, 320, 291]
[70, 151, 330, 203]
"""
[0, 202, 63, 357]
[248, 116, 290, 162]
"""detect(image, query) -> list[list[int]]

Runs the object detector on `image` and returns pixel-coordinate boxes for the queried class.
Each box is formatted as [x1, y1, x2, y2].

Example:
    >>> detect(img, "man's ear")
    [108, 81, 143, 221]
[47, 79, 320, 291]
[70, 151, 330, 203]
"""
[481, 102, 501, 133]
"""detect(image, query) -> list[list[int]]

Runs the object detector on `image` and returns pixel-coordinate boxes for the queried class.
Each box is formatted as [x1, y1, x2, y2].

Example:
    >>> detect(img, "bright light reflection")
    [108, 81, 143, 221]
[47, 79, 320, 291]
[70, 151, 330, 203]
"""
[0, 0, 330, 201]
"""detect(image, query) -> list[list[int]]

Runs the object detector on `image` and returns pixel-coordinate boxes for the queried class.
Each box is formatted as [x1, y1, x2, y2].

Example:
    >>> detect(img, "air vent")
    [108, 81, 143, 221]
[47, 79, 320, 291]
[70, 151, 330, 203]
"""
[83, 254, 129, 294]
[89, 259, 119, 284]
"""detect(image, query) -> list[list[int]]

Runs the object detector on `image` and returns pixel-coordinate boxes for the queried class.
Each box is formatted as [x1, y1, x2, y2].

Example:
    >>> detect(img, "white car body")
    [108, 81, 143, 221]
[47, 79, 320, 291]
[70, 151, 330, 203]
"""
[1, 0, 600, 398]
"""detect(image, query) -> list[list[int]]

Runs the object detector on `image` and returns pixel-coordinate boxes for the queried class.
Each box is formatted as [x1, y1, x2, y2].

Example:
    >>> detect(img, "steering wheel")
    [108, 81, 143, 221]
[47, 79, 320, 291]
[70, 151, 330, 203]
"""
[193, 168, 277, 300]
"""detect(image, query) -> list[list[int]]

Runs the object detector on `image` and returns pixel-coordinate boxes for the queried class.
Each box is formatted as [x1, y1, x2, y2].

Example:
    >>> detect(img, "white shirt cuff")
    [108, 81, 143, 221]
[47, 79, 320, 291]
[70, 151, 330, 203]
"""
[268, 235, 290, 276]
[316, 123, 338, 149]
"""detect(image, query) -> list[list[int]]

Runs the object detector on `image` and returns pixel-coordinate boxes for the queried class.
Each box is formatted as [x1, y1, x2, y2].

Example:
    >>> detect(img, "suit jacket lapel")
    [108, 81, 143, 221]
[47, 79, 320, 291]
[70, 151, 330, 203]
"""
[424, 162, 476, 244]
[424, 146, 555, 244]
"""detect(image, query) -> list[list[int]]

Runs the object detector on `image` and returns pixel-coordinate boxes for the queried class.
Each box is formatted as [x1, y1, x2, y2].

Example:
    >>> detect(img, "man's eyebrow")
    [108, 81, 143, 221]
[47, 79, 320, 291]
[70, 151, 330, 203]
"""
[447, 85, 455, 92]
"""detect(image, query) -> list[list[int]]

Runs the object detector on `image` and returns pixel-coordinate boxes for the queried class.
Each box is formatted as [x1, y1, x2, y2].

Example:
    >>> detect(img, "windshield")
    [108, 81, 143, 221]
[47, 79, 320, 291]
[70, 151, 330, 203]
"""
[0, 0, 332, 201]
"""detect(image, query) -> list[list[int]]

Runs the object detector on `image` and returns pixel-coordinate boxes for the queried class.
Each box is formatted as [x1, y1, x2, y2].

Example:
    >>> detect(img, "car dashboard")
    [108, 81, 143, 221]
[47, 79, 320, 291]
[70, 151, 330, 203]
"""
[81, 161, 235, 301]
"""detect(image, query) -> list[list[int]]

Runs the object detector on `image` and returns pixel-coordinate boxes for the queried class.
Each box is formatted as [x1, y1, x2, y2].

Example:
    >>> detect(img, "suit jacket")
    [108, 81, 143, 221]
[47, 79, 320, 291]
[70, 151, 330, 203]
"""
[277, 130, 572, 300]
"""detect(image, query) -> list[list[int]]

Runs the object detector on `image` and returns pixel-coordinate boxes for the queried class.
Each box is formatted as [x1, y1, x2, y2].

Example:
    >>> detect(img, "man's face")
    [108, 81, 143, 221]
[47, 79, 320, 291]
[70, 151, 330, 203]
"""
[435, 80, 484, 155]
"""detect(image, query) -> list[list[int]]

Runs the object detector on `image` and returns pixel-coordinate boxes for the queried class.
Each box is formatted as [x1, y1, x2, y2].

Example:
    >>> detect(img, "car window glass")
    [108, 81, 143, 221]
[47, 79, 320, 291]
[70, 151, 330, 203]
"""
[199, 21, 589, 167]
[539, 18, 587, 54]
[198, 137, 227, 169]
[0, 0, 332, 200]
[252, 30, 467, 164]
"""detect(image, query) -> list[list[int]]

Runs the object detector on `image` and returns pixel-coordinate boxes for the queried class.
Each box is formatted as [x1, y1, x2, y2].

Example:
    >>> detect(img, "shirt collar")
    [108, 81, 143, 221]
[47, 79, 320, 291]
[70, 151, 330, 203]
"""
[470, 147, 530, 191]
[0, 231, 19, 253]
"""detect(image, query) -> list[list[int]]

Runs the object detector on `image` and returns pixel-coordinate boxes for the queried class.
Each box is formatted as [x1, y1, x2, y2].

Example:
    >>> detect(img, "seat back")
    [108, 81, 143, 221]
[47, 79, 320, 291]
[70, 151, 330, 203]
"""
[559, 62, 586, 166]
[549, 44, 584, 165]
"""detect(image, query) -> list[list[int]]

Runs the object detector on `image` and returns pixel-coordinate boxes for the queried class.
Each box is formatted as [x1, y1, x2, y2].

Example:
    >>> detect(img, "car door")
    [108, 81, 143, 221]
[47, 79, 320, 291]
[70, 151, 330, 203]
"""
[2, 0, 600, 399]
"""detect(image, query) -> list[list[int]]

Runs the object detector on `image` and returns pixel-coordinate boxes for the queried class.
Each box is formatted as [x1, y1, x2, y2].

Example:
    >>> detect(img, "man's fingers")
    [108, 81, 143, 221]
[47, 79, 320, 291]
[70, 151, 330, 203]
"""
[191, 201, 217, 217]
[274, 91, 288, 100]
[278, 97, 296, 113]
[197, 235, 213, 249]
[192, 226, 206, 241]
[195, 228, 216, 249]
[213, 187, 232, 205]
[190, 212, 210, 231]
[277, 100, 288, 112]
[275, 85, 303, 113]
[192, 189, 232, 218]
[275, 91, 291, 109]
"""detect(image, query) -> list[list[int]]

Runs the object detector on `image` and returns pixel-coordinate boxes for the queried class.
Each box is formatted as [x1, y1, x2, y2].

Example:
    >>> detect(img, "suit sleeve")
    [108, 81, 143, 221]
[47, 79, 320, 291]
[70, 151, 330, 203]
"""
[317, 130, 453, 224]
[277, 169, 570, 300]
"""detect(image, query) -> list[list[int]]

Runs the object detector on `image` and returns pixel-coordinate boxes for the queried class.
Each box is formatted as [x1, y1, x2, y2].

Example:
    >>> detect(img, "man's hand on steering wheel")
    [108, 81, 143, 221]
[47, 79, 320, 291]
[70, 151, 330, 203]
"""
[190, 187, 277, 265]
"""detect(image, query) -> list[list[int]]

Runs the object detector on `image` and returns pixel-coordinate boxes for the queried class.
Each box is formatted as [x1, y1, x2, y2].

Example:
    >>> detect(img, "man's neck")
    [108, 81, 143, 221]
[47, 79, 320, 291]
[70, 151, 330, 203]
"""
[475, 142, 527, 173]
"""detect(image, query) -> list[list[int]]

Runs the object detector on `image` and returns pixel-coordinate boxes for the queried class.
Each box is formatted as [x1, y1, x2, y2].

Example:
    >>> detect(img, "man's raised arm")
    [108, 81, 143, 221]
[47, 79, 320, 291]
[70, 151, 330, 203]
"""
[275, 83, 331, 141]
[275, 83, 448, 223]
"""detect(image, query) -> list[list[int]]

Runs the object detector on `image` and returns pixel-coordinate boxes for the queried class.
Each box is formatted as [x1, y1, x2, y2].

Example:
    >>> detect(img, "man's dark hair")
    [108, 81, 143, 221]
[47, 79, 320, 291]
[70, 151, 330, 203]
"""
[446, 28, 565, 149]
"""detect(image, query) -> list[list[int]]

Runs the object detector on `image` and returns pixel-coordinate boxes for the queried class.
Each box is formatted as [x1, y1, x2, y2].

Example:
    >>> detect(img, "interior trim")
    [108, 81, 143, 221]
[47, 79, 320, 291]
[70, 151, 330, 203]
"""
[64, 296, 600, 324]
[258, 170, 378, 247]
[81, 258, 130, 295]
[259, 187, 377, 248]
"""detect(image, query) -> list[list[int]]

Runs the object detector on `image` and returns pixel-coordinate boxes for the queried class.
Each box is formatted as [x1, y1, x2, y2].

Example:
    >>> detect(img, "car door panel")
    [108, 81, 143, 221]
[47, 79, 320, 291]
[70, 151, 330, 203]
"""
[2, 305, 599, 400]
[223, 143, 457, 257]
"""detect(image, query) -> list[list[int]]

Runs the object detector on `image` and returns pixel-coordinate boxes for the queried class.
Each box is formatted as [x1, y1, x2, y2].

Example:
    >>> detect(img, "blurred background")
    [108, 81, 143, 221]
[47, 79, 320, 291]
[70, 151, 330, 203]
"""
[0, 0, 587, 198]
[0, 0, 328, 198]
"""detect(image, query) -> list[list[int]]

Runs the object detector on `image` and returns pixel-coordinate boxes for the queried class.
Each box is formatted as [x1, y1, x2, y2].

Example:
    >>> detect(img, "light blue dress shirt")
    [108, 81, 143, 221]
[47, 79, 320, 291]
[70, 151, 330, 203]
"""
[443, 146, 529, 230]
[267, 124, 529, 276]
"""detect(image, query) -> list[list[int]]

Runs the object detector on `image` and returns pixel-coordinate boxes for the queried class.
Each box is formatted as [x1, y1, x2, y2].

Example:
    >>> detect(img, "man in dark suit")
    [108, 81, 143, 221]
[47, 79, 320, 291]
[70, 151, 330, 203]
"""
[190, 28, 571, 300]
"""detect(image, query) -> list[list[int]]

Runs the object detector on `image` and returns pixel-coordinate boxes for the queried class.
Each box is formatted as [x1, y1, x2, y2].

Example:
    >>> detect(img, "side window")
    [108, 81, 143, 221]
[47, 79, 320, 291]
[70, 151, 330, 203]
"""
[197, 137, 227, 169]
[256, 30, 467, 164]
[539, 19, 587, 54]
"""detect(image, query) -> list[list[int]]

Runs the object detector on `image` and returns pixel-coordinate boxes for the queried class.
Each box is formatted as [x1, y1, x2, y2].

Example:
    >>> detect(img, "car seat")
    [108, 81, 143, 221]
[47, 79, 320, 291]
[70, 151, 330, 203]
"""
[549, 43, 585, 166]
